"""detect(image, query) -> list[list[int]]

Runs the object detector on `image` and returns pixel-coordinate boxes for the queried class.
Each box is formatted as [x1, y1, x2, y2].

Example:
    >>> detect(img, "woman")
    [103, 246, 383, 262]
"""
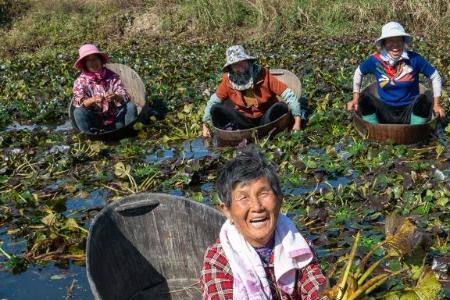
[347, 22, 445, 124]
[200, 148, 326, 299]
[72, 44, 137, 133]
[202, 45, 301, 138]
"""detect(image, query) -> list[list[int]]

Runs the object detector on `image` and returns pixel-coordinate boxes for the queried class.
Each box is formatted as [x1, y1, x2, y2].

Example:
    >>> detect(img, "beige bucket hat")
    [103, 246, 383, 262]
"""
[222, 45, 256, 72]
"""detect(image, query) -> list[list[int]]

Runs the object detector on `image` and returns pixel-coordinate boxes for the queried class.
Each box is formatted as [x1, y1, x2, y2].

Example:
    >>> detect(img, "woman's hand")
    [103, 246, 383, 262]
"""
[347, 92, 360, 112]
[105, 92, 123, 103]
[83, 95, 102, 107]
[202, 124, 211, 138]
[292, 116, 301, 131]
[433, 102, 446, 118]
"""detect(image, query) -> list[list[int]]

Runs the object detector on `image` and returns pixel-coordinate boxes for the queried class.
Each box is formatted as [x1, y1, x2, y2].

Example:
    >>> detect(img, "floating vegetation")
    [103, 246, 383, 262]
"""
[0, 36, 449, 297]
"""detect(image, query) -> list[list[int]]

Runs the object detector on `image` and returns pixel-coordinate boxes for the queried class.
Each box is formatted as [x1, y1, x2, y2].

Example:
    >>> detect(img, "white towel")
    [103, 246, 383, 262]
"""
[219, 214, 314, 300]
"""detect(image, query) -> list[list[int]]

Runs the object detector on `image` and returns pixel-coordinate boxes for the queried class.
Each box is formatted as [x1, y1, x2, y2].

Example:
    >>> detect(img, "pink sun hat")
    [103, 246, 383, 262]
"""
[74, 44, 110, 69]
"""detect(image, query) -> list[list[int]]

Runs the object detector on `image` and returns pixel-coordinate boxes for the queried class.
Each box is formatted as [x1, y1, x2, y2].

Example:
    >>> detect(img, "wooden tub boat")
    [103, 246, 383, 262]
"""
[353, 83, 438, 144]
[213, 69, 302, 147]
[69, 63, 148, 141]
[86, 193, 225, 300]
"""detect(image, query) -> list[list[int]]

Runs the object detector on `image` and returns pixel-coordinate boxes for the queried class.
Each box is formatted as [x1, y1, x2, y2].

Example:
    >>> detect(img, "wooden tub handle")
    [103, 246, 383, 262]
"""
[114, 200, 160, 214]
[270, 70, 284, 75]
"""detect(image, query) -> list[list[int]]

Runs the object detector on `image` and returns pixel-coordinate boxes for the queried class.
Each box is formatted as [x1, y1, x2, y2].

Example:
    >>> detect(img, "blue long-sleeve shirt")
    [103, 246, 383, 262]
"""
[354, 50, 441, 106]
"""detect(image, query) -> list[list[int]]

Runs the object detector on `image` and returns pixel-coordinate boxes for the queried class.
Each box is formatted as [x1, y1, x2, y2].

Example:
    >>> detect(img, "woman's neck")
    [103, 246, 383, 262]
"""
[252, 237, 275, 249]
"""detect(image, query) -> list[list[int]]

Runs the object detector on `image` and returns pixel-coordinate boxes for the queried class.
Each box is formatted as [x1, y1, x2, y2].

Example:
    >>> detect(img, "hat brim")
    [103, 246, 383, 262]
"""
[74, 51, 110, 69]
[375, 33, 412, 47]
[222, 56, 256, 72]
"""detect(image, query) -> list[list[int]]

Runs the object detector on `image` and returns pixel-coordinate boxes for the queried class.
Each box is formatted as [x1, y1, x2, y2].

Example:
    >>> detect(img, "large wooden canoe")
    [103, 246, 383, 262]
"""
[213, 69, 302, 147]
[69, 63, 148, 141]
[353, 83, 437, 144]
[86, 193, 225, 300]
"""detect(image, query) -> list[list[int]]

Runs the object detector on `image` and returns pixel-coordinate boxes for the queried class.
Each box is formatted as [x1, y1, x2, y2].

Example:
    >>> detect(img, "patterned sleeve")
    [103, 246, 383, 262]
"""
[72, 77, 87, 108]
[111, 75, 130, 106]
[200, 243, 234, 300]
[298, 261, 327, 300]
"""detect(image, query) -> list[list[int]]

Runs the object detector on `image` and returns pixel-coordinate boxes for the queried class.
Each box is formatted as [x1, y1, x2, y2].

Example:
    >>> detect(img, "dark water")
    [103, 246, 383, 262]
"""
[0, 227, 89, 299]
[0, 189, 107, 299]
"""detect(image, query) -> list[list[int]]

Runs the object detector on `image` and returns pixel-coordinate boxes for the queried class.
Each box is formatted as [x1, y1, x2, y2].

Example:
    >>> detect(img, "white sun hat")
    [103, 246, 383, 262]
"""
[375, 22, 412, 48]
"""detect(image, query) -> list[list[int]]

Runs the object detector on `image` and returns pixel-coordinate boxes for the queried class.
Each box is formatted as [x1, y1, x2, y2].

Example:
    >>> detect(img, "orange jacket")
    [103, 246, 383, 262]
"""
[215, 68, 288, 118]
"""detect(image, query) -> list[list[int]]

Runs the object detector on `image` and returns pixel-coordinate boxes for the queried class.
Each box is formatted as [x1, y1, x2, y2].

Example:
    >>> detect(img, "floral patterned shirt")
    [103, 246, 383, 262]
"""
[72, 68, 130, 125]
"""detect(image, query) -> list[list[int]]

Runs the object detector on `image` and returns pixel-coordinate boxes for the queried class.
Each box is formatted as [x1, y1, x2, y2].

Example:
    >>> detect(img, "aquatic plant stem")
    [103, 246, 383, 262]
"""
[127, 174, 138, 193]
[0, 245, 12, 260]
[354, 241, 386, 279]
[337, 231, 360, 300]
[357, 254, 391, 285]
[347, 269, 403, 300]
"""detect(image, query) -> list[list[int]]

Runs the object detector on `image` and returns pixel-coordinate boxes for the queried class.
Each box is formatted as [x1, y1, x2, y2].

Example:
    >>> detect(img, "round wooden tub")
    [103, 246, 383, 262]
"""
[213, 69, 302, 147]
[69, 63, 148, 141]
[353, 83, 437, 144]
[86, 193, 225, 300]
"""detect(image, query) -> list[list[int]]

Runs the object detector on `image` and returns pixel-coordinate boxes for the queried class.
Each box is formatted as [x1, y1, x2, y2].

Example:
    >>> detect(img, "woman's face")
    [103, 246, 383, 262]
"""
[84, 54, 103, 72]
[230, 60, 250, 74]
[221, 177, 282, 248]
[383, 37, 405, 59]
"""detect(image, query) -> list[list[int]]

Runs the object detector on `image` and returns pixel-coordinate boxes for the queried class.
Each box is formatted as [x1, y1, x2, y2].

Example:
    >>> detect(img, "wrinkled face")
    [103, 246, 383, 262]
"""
[230, 60, 250, 74]
[221, 177, 282, 248]
[84, 54, 103, 72]
[383, 37, 405, 59]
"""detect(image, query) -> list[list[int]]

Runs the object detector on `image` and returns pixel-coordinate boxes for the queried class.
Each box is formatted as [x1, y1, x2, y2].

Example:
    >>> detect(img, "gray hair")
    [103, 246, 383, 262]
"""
[215, 147, 282, 207]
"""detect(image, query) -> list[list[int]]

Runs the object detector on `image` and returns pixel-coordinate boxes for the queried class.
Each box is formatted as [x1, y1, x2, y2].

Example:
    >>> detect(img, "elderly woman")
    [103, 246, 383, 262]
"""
[202, 45, 301, 137]
[200, 148, 326, 299]
[347, 22, 445, 124]
[72, 44, 137, 133]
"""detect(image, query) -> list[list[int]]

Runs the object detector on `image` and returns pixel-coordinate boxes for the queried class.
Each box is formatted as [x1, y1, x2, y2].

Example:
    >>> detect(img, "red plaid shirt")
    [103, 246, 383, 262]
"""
[200, 240, 326, 300]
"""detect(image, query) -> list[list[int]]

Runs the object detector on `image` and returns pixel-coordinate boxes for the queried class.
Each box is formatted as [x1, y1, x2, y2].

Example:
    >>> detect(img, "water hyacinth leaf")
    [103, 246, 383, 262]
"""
[177, 112, 185, 120]
[41, 212, 56, 227]
[64, 218, 79, 232]
[384, 213, 422, 257]
[133, 122, 144, 131]
[436, 197, 448, 207]
[445, 123, 450, 133]
[50, 274, 66, 280]
[435, 144, 444, 158]
[190, 192, 204, 202]
[114, 162, 130, 178]
[399, 269, 441, 300]
[183, 104, 193, 113]
[385, 293, 400, 300]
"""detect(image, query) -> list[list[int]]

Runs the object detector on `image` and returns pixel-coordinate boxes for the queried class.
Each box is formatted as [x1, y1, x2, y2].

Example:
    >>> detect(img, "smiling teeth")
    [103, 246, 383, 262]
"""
[251, 218, 267, 223]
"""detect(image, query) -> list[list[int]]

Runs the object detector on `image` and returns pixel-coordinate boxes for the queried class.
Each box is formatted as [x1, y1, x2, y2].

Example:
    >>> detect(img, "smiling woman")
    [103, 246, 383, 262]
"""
[347, 22, 445, 125]
[200, 148, 327, 300]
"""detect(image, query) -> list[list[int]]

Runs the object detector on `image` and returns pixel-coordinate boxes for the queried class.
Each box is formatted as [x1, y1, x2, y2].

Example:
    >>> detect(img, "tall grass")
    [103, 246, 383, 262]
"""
[0, 0, 147, 55]
[1, 0, 450, 56]
[173, 0, 450, 38]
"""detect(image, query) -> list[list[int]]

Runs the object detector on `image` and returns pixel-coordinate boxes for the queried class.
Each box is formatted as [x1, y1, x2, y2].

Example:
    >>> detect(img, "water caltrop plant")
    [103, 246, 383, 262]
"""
[323, 213, 442, 299]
